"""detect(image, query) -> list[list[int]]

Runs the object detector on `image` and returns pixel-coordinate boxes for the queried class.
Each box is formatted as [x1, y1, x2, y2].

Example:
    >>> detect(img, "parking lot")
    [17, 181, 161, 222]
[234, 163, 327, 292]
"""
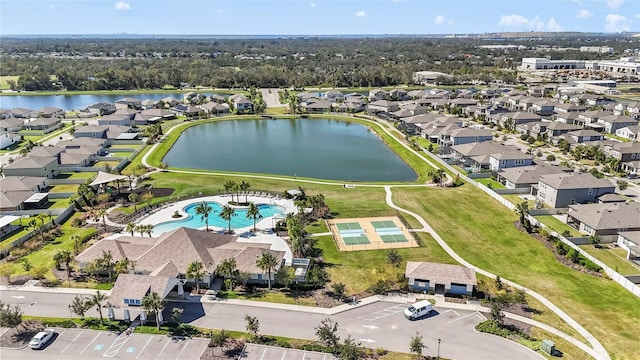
[239, 344, 336, 360]
[3, 328, 209, 360]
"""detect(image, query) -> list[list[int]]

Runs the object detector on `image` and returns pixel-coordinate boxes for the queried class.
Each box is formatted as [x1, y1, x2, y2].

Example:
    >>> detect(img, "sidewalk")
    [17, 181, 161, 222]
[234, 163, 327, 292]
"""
[0, 285, 110, 296]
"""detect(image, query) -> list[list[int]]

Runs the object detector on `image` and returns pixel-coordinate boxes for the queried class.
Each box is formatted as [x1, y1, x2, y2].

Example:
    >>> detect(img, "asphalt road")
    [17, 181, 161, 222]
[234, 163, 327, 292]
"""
[1, 290, 541, 360]
[260, 88, 285, 108]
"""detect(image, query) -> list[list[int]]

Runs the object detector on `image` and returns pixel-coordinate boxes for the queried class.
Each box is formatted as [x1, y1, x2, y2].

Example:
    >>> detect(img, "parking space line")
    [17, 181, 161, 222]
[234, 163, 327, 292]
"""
[260, 347, 267, 360]
[159, 337, 172, 355]
[197, 341, 208, 360]
[136, 336, 153, 359]
[476, 312, 487, 321]
[280, 349, 286, 360]
[302, 352, 306, 360]
[175, 339, 190, 360]
[43, 329, 66, 352]
[80, 332, 102, 355]
[447, 311, 480, 324]
[61, 330, 84, 354]
[102, 332, 132, 357]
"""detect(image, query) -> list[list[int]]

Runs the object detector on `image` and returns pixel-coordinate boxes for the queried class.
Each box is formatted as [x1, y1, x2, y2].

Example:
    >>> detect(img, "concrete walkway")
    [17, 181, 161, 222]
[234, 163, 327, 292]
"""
[138, 115, 609, 360]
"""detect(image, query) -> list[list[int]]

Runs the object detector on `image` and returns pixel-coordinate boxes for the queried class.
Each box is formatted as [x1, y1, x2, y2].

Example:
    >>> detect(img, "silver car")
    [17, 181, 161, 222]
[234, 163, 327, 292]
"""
[29, 328, 56, 349]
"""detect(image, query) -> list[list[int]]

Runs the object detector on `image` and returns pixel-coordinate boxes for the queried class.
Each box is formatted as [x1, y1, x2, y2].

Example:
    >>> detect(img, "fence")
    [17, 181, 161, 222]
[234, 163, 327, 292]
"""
[528, 208, 567, 216]
[114, 143, 147, 173]
[47, 178, 88, 185]
[527, 214, 640, 297]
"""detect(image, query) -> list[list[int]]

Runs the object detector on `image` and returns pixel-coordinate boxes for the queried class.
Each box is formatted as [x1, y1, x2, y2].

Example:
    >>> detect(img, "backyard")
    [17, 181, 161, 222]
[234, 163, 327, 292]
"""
[535, 215, 583, 238]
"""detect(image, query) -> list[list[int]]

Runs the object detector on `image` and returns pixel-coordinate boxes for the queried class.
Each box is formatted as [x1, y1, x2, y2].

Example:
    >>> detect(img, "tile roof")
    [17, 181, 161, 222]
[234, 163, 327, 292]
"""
[405, 261, 476, 286]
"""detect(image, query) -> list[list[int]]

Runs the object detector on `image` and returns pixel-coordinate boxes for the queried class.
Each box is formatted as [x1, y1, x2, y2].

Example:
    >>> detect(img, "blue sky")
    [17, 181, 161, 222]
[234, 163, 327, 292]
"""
[1, 0, 638, 35]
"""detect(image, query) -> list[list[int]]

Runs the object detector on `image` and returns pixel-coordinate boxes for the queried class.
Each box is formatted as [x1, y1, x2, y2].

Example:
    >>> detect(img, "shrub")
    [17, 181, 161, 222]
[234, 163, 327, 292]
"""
[42, 319, 77, 328]
[546, 154, 556, 162]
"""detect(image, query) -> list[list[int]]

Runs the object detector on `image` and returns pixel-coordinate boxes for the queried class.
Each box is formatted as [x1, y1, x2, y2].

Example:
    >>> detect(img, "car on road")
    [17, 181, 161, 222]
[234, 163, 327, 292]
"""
[29, 328, 56, 349]
[404, 300, 433, 320]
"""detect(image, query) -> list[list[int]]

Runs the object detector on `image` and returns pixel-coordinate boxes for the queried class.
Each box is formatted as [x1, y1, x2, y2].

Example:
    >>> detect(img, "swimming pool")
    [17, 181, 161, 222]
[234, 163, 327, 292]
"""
[152, 201, 285, 235]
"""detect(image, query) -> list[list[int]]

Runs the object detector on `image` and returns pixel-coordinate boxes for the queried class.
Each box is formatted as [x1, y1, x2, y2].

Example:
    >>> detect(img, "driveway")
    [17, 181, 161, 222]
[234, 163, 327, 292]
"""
[260, 88, 285, 108]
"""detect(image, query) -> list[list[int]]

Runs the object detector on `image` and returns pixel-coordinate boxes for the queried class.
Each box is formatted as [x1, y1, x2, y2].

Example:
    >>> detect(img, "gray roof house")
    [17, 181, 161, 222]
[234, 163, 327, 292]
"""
[74, 125, 109, 139]
[0, 130, 21, 150]
[617, 231, 640, 261]
[497, 164, 571, 190]
[2, 156, 59, 179]
[0, 176, 47, 192]
[567, 202, 640, 236]
[97, 113, 133, 126]
[367, 100, 399, 114]
[24, 117, 63, 134]
[0, 117, 24, 132]
[536, 172, 615, 208]
[597, 115, 638, 134]
[607, 141, 640, 162]
[489, 151, 534, 171]
[405, 261, 476, 296]
[546, 121, 581, 136]
[614, 125, 638, 141]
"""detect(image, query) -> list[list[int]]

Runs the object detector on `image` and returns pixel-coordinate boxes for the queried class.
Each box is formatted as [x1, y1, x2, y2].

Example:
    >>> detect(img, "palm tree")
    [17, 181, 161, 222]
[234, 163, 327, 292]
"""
[246, 203, 263, 232]
[215, 258, 238, 290]
[96, 208, 107, 231]
[142, 291, 166, 330]
[135, 224, 145, 237]
[256, 251, 279, 290]
[70, 234, 81, 255]
[186, 261, 205, 294]
[223, 180, 237, 203]
[98, 250, 114, 280]
[515, 201, 529, 226]
[428, 169, 446, 186]
[194, 201, 213, 231]
[88, 291, 108, 325]
[54, 250, 74, 286]
[128, 193, 139, 212]
[144, 224, 154, 237]
[219, 205, 237, 234]
[239, 181, 251, 204]
[114, 258, 135, 275]
[125, 222, 136, 236]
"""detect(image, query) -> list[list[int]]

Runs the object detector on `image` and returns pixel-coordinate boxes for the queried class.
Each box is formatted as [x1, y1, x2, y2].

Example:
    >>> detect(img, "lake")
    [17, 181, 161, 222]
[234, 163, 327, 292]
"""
[162, 118, 417, 182]
[0, 92, 203, 111]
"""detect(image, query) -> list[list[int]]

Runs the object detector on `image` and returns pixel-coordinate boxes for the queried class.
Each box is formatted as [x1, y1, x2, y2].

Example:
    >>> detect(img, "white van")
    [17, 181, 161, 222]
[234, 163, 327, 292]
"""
[404, 300, 433, 320]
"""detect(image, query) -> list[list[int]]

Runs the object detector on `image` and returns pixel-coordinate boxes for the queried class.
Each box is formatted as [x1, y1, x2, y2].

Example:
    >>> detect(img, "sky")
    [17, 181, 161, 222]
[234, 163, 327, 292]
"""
[0, 0, 639, 35]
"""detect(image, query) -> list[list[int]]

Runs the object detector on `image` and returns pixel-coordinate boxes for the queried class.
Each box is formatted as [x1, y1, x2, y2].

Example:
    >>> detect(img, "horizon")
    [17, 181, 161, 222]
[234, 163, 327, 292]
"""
[1, 0, 639, 36]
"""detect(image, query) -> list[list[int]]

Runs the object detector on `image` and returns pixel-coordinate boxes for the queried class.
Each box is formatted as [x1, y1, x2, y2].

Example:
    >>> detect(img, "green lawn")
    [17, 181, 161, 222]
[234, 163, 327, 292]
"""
[48, 184, 80, 193]
[502, 194, 535, 208]
[535, 215, 583, 237]
[579, 245, 640, 276]
[0, 75, 19, 90]
[475, 178, 506, 189]
[58, 172, 97, 180]
[392, 185, 640, 360]
[0, 227, 29, 250]
[318, 232, 456, 294]
[12, 213, 96, 280]
[48, 199, 72, 209]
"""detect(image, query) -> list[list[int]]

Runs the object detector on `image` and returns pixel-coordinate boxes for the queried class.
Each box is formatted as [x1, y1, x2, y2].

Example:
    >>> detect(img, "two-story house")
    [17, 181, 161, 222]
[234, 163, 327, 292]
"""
[489, 152, 534, 171]
[536, 172, 615, 208]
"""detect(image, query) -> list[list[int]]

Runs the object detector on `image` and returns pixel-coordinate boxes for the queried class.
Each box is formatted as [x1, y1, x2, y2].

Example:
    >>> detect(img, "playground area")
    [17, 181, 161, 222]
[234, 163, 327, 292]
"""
[326, 216, 419, 252]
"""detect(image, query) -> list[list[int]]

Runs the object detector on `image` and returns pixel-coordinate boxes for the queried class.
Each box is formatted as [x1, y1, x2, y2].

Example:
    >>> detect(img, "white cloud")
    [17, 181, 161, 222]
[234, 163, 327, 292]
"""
[114, 1, 131, 10]
[434, 15, 445, 25]
[635, 13, 640, 19]
[547, 17, 562, 31]
[310, 2, 316, 8]
[576, 9, 593, 19]
[605, 14, 631, 32]
[607, 0, 624, 10]
[216, 9, 223, 14]
[498, 14, 544, 31]
[49, 4, 56, 9]
[355, 10, 366, 17]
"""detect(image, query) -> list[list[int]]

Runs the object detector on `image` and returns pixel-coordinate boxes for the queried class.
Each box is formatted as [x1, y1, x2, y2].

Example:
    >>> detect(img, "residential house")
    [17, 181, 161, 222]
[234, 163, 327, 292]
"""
[232, 96, 253, 113]
[489, 152, 534, 171]
[554, 112, 581, 125]
[402, 103, 429, 116]
[517, 121, 547, 137]
[2, 156, 59, 179]
[527, 86, 555, 97]
[200, 102, 230, 116]
[304, 99, 332, 113]
[567, 202, 640, 236]
[336, 99, 365, 113]
[323, 91, 345, 103]
[0, 189, 48, 212]
[160, 97, 180, 107]
[368, 89, 388, 101]
[0, 117, 24, 132]
[86, 102, 117, 116]
[531, 99, 556, 116]
[615, 125, 638, 141]
[367, 100, 399, 114]
[184, 106, 203, 118]
[536, 172, 615, 208]
[554, 102, 587, 114]
[575, 110, 612, 128]
[74, 125, 109, 139]
[0, 215, 21, 238]
[0, 130, 21, 150]
[139, 99, 158, 110]
[209, 94, 227, 103]
[447, 128, 493, 147]
[497, 164, 571, 191]
[546, 122, 581, 137]
[607, 142, 640, 162]
[24, 117, 63, 134]
[597, 115, 638, 134]
[388, 89, 409, 101]
[500, 112, 542, 129]
[448, 98, 478, 108]
[405, 261, 476, 296]
[450, 141, 517, 172]
[617, 231, 640, 261]
[560, 130, 605, 144]
[9, 108, 33, 118]
[115, 98, 142, 110]
[97, 113, 133, 126]
[0, 176, 47, 193]
[35, 107, 64, 118]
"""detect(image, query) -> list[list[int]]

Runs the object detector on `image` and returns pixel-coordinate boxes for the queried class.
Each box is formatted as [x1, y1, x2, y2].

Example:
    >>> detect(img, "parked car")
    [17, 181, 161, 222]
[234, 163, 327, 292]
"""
[403, 300, 434, 320]
[29, 328, 56, 349]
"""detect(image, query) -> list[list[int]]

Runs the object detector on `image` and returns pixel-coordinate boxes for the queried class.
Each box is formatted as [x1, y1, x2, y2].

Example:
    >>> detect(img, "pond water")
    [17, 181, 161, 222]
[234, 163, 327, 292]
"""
[0, 92, 204, 111]
[162, 118, 417, 182]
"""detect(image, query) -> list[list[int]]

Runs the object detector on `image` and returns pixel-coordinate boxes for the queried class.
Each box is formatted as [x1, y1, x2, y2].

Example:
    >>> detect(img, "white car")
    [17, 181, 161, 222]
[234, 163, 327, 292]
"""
[29, 328, 56, 349]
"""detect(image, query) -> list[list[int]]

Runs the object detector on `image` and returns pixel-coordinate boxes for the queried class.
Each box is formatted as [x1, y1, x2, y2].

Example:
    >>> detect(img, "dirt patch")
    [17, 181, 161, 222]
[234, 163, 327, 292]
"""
[0, 320, 44, 348]
[199, 338, 245, 360]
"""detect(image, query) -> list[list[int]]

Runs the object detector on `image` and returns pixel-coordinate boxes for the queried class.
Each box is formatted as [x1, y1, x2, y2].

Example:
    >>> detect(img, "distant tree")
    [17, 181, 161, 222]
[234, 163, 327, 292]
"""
[141, 192, 154, 207]
[239, 181, 251, 203]
[223, 180, 237, 203]
[128, 193, 139, 211]
[409, 331, 426, 357]
[208, 329, 229, 357]
[256, 251, 279, 290]
[215, 258, 238, 290]
[494, 275, 504, 290]
[244, 314, 260, 339]
[53, 250, 74, 286]
[490, 301, 505, 326]
[386, 249, 403, 267]
[617, 179, 628, 191]
[70, 295, 89, 319]
[125, 222, 136, 236]
[96, 208, 107, 231]
[0, 263, 15, 284]
[70, 234, 81, 255]
[338, 336, 362, 360]
[0, 301, 23, 330]
[114, 258, 135, 275]
[171, 307, 184, 324]
[589, 235, 602, 247]
[331, 282, 347, 301]
[546, 154, 556, 162]
[315, 318, 340, 350]
[428, 168, 446, 186]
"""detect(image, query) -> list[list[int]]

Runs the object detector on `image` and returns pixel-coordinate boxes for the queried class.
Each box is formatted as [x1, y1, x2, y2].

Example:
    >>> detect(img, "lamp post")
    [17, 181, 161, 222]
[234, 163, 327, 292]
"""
[437, 338, 441, 359]
[68, 305, 72, 320]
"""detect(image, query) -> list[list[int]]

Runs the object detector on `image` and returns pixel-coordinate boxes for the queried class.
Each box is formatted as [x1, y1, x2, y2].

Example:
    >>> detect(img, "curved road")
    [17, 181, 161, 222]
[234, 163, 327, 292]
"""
[140, 115, 609, 360]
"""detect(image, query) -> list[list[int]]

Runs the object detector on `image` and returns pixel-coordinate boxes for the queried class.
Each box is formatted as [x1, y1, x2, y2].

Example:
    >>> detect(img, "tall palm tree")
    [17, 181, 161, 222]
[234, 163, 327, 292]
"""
[70, 234, 81, 255]
[144, 224, 154, 237]
[194, 201, 213, 231]
[54, 250, 74, 286]
[128, 193, 139, 212]
[96, 208, 107, 231]
[223, 180, 237, 203]
[428, 169, 446, 187]
[239, 181, 251, 204]
[219, 205, 237, 234]
[246, 203, 263, 232]
[88, 291, 108, 325]
[135, 224, 145, 237]
[215, 258, 238, 290]
[125, 222, 136, 236]
[186, 261, 205, 294]
[141, 291, 165, 330]
[114, 258, 135, 275]
[256, 251, 279, 290]
[98, 250, 114, 280]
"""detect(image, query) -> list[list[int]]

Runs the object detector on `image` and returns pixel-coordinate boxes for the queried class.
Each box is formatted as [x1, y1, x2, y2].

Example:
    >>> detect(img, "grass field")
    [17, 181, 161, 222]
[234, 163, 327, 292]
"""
[535, 215, 583, 238]
[475, 178, 506, 189]
[579, 245, 640, 276]
[48, 184, 80, 193]
[0, 75, 18, 90]
[392, 185, 640, 360]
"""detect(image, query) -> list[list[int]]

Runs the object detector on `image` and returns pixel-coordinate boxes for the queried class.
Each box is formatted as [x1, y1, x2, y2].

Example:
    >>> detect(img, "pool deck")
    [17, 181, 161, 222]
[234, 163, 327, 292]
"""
[133, 195, 297, 264]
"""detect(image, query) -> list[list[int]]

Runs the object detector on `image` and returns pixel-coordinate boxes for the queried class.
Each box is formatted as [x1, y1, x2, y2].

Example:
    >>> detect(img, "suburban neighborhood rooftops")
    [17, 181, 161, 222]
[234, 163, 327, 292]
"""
[405, 261, 477, 286]
[618, 231, 640, 244]
[539, 172, 614, 190]
[0, 190, 35, 208]
[0, 176, 46, 191]
[4, 156, 57, 169]
[568, 202, 640, 231]
[451, 141, 514, 157]
[498, 164, 571, 185]
[489, 151, 533, 160]
[597, 193, 627, 203]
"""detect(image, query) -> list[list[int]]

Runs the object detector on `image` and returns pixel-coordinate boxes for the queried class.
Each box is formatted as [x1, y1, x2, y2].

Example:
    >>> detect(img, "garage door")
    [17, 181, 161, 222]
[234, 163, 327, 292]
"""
[450, 283, 467, 295]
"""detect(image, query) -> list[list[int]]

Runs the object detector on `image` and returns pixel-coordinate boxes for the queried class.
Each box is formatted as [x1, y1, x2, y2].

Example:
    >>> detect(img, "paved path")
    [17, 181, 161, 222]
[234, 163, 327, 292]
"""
[137, 115, 609, 359]
[260, 88, 285, 108]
